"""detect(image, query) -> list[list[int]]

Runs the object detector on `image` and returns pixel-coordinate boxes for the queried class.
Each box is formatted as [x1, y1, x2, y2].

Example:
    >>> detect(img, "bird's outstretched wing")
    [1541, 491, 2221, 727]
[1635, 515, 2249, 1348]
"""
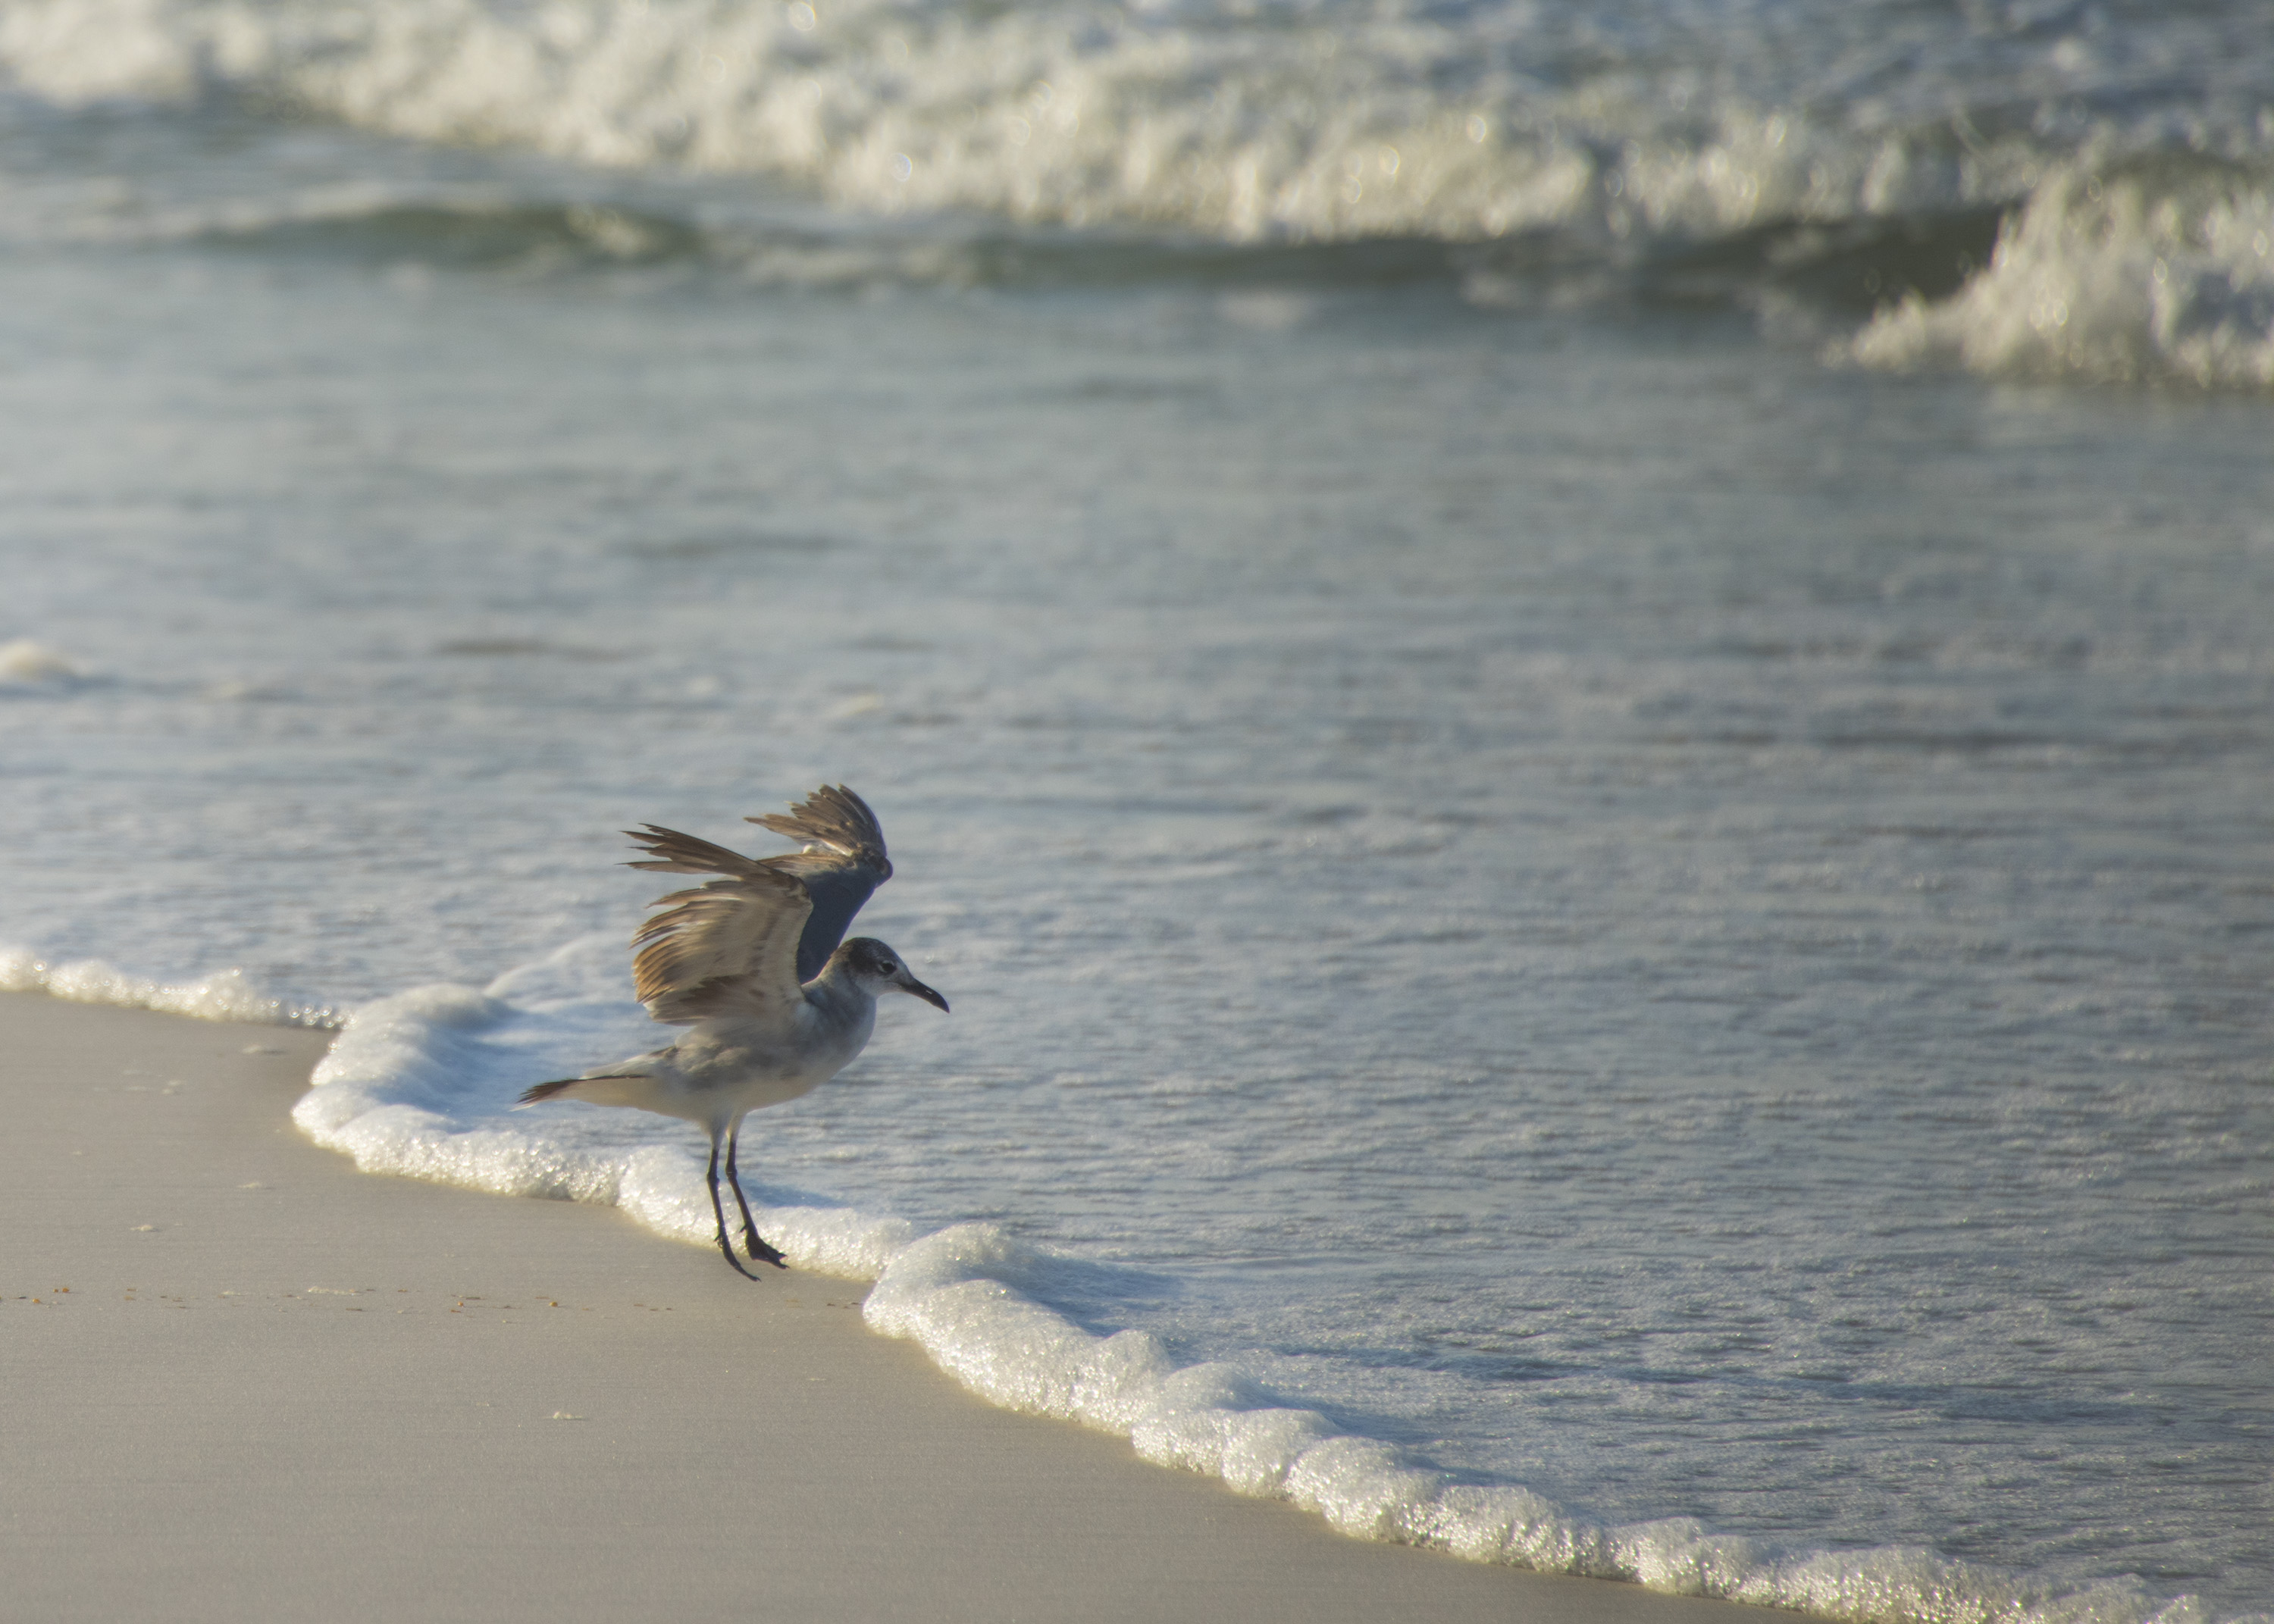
[747, 784, 894, 983]
[624, 825, 813, 1026]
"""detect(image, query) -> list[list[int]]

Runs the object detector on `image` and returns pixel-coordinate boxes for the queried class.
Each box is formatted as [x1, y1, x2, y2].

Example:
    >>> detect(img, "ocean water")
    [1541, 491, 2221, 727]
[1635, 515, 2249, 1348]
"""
[3, 2, 2271, 1619]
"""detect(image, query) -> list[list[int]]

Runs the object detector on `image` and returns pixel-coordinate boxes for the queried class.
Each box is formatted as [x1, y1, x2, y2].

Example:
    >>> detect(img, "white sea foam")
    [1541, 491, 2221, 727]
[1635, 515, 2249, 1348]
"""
[1850, 160, 2274, 390]
[0, 944, 339, 1025]
[0, 0, 2246, 256]
[0, 0, 1831, 241]
[285, 943, 2257, 1624]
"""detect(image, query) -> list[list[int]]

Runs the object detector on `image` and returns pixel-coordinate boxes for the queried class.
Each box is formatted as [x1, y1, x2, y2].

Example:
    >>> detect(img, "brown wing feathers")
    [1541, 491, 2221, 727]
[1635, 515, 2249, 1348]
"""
[747, 784, 891, 874]
[622, 825, 813, 1025]
[625, 824, 770, 878]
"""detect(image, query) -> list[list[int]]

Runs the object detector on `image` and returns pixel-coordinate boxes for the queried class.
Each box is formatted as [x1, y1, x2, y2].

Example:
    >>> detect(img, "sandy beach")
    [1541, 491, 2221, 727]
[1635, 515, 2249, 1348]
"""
[2, 990, 1789, 1623]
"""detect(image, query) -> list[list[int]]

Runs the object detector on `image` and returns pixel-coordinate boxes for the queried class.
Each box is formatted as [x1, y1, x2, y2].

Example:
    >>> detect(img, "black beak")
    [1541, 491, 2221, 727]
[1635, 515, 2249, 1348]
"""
[900, 975, 949, 1013]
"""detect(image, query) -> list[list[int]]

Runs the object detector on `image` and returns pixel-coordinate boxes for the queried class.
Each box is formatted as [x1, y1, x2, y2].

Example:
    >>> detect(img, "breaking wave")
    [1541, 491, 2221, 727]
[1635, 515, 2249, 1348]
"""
[3, 0, 2272, 380]
[1850, 157, 2274, 390]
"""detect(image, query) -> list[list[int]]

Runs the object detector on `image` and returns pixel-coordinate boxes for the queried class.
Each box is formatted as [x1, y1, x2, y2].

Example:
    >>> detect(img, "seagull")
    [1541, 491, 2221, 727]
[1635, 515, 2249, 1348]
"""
[517, 786, 947, 1278]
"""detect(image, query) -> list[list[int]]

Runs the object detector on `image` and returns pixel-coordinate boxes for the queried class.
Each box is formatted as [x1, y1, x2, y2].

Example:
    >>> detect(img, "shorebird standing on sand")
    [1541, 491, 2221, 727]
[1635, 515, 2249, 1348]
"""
[518, 786, 947, 1278]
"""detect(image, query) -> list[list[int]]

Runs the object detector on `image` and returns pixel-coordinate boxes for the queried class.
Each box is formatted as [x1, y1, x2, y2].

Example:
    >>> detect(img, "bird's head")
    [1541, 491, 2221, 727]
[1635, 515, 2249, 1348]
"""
[836, 937, 948, 1012]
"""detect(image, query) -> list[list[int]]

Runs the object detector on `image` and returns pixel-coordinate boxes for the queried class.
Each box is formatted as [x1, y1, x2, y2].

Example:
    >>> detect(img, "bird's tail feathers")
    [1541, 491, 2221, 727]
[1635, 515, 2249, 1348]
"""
[515, 1074, 648, 1109]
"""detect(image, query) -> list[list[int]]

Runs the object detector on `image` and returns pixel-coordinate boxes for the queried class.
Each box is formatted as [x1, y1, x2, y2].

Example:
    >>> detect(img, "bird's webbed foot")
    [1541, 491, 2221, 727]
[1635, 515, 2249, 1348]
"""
[744, 1229, 788, 1269]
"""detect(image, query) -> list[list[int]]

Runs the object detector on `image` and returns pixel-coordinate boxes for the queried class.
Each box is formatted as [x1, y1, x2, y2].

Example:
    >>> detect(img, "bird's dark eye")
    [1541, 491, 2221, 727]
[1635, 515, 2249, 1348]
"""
[878, 960, 896, 975]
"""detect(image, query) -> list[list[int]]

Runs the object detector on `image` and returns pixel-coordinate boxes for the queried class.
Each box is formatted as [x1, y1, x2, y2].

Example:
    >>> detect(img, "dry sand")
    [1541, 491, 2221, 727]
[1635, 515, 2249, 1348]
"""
[3, 991, 1781, 1623]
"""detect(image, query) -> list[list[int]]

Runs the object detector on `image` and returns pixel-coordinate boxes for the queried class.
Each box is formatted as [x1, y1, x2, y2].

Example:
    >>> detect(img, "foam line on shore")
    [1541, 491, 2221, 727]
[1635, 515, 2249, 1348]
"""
[2, 986, 1664, 1623]
[0, 944, 342, 1028]
[283, 947, 2236, 1624]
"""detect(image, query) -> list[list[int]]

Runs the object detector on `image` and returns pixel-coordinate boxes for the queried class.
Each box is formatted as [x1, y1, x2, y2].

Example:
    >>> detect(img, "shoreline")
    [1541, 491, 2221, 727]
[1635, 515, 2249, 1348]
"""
[2, 990, 1782, 1622]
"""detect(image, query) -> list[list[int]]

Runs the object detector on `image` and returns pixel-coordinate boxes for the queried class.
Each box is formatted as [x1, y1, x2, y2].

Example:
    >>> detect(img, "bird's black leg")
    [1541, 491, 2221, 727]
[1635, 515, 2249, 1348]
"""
[706, 1129, 763, 1281]
[725, 1118, 788, 1269]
